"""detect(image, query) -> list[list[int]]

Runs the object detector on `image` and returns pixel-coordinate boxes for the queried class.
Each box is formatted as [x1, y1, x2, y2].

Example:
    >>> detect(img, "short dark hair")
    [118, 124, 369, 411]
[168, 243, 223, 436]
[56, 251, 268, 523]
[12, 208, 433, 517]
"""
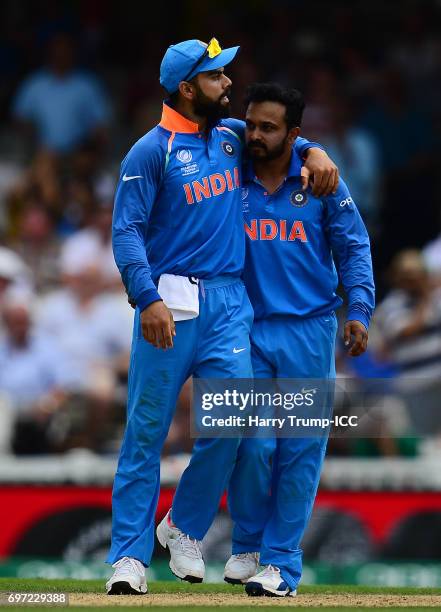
[168, 90, 180, 107]
[245, 82, 305, 128]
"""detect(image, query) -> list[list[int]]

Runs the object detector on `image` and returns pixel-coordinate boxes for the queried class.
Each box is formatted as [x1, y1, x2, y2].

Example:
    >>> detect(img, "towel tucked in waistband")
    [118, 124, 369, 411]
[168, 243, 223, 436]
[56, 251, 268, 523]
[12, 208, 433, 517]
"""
[157, 273, 199, 321]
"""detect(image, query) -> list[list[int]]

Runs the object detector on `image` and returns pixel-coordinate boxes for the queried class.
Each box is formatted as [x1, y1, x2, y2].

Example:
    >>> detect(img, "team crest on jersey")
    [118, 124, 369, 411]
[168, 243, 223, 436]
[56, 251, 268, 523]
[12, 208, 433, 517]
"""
[290, 189, 308, 207]
[176, 149, 193, 164]
[221, 140, 235, 157]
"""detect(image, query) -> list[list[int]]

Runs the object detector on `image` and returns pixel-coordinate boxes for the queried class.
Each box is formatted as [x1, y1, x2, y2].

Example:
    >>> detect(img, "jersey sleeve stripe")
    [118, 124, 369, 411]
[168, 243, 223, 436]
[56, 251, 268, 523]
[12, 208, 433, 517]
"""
[164, 132, 176, 171]
[216, 126, 241, 142]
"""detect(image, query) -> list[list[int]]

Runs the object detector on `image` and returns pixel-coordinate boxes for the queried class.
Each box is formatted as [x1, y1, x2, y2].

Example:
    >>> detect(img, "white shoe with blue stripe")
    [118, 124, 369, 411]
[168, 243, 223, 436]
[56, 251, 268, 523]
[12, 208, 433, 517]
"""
[245, 564, 297, 597]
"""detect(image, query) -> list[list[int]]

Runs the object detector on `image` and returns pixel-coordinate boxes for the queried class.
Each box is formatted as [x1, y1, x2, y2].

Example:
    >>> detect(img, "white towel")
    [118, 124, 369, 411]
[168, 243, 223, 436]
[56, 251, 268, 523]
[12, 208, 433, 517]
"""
[157, 274, 199, 321]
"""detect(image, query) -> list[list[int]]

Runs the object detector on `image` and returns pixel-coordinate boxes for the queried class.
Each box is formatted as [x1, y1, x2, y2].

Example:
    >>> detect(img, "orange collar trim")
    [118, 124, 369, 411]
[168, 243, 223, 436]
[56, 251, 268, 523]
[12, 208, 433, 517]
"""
[159, 103, 200, 134]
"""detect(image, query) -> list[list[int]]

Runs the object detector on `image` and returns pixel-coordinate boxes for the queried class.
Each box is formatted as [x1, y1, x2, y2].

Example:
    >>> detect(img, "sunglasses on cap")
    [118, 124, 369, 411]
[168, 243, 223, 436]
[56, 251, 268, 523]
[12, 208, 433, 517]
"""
[182, 38, 222, 82]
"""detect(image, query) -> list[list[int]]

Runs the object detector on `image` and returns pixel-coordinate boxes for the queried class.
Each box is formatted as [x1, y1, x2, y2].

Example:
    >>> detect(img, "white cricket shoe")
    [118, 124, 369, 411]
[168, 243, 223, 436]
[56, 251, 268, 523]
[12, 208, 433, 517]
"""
[224, 552, 260, 584]
[106, 556, 147, 595]
[156, 509, 205, 583]
[245, 564, 297, 597]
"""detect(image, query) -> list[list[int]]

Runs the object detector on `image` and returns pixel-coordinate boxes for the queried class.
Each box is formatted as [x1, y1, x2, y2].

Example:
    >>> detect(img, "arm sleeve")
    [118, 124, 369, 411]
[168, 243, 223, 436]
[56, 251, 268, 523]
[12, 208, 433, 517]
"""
[294, 136, 325, 157]
[323, 178, 375, 329]
[112, 138, 164, 311]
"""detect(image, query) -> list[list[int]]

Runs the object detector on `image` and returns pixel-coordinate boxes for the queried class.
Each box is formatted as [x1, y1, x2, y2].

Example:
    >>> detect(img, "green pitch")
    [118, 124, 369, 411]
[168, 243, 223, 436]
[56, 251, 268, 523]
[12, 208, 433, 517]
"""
[1, 579, 441, 594]
[0, 578, 440, 611]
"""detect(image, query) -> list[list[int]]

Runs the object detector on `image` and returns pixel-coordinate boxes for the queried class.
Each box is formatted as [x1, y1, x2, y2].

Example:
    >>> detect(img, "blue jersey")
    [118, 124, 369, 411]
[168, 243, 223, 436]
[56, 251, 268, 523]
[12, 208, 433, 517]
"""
[112, 103, 319, 311]
[242, 148, 375, 328]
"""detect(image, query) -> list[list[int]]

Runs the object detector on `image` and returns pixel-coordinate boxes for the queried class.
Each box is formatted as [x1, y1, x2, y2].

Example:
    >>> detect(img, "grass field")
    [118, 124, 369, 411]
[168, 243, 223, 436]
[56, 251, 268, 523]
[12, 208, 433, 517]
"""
[1, 578, 441, 611]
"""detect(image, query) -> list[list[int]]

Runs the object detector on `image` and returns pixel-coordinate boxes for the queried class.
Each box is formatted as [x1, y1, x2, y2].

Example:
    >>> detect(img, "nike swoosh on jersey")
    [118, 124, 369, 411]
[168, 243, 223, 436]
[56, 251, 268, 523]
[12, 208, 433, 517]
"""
[122, 174, 143, 181]
[233, 347, 247, 354]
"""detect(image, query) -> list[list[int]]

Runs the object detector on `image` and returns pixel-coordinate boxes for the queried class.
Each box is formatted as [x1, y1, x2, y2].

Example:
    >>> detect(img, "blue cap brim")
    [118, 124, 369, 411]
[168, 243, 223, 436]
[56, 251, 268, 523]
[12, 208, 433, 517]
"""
[187, 45, 240, 81]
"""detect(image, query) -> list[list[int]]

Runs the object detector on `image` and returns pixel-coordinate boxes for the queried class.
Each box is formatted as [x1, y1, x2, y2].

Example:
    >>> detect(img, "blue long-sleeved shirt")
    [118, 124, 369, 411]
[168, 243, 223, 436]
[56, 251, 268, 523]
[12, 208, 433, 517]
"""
[242, 148, 375, 328]
[112, 103, 320, 311]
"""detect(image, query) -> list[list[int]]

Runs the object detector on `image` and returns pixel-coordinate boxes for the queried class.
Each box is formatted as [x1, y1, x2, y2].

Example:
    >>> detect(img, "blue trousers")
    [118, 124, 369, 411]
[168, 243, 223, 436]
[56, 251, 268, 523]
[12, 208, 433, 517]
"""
[228, 313, 337, 590]
[107, 277, 253, 566]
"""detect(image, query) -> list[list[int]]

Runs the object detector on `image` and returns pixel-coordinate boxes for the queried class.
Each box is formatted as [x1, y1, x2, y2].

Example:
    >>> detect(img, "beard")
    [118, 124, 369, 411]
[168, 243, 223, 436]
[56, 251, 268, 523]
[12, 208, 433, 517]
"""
[193, 84, 231, 123]
[247, 137, 288, 161]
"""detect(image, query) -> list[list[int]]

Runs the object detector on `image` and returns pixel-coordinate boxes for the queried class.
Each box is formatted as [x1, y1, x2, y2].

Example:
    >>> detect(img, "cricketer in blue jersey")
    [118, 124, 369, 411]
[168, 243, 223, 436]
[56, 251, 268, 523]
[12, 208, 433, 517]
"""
[224, 83, 375, 597]
[106, 40, 339, 595]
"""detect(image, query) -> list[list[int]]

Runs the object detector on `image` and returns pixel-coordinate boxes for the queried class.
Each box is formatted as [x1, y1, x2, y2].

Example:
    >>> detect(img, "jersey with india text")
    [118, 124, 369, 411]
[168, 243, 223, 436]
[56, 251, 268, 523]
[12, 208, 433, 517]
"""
[242, 147, 375, 327]
[112, 103, 318, 311]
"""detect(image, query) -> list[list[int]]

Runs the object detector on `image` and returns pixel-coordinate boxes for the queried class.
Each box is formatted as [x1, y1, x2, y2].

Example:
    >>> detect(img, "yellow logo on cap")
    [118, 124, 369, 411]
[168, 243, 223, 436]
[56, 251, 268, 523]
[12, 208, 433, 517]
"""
[207, 38, 222, 58]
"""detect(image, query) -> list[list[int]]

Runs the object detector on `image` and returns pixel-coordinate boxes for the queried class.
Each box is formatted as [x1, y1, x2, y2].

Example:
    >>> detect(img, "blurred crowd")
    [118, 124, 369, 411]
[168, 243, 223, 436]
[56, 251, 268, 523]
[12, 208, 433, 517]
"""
[0, 0, 440, 457]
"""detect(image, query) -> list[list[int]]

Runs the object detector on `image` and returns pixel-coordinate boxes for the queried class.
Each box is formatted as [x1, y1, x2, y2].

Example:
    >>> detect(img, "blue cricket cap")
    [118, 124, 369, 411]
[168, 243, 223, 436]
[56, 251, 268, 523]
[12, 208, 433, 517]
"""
[160, 38, 239, 94]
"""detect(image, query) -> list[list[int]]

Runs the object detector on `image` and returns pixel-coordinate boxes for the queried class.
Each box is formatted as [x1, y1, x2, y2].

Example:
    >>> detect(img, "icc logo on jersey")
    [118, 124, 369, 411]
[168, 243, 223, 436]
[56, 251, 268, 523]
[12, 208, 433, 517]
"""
[177, 149, 193, 164]
[290, 190, 308, 207]
[221, 141, 235, 157]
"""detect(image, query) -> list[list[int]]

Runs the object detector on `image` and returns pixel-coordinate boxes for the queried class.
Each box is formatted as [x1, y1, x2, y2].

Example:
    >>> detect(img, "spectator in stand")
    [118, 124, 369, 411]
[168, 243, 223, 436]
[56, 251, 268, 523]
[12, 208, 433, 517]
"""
[70, 141, 116, 211]
[12, 32, 110, 155]
[7, 204, 61, 293]
[36, 258, 132, 395]
[0, 246, 32, 306]
[59, 201, 121, 290]
[374, 249, 441, 435]
[0, 288, 73, 454]
[34, 258, 133, 452]
[56, 140, 116, 236]
[6, 151, 63, 231]
[6, 143, 115, 247]
[423, 226, 441, 286]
